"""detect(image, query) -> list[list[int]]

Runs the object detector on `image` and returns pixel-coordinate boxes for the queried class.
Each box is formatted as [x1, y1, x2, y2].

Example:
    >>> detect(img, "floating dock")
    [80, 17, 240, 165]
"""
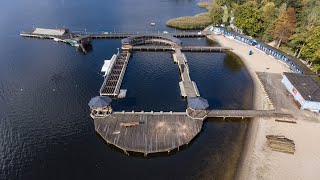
[174, 47, 200, 98]
[100, 52, 131, 96]
[206, 110, 293, 119]
[87, 32, 207, 39]
[20, 28, 91, 52]
[92, 110, 294, 154]
[94, 112, 203, 155]
[179, 81, 200, 97]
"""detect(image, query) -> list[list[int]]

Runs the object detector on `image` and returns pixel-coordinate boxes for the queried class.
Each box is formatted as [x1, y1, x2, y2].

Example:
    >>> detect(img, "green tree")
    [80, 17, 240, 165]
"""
[301, 26, 320, 64]
[233, 1, 264, 37]
[272, 8, 296, 47]
[302, 0, 320, 28]
[277, 3, 287, 15]
[288, 29, 308, 58]
[260, 2, 277, 42]
[261, 2, 277, 23]
[209, 2, 224, 25]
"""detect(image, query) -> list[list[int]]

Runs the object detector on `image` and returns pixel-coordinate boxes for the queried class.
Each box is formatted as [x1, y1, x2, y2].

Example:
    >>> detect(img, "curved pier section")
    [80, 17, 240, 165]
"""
[121, 34, 182, 46]
[94, 112, 203, 155]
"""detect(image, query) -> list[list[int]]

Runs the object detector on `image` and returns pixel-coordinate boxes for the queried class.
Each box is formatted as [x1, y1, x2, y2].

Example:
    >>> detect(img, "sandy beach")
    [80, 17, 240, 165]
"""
[207, 34, 320, 180]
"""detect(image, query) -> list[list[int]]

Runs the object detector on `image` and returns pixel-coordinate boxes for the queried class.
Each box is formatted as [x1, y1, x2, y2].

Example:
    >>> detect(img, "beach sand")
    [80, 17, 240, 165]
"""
[207, 34, 320, 180]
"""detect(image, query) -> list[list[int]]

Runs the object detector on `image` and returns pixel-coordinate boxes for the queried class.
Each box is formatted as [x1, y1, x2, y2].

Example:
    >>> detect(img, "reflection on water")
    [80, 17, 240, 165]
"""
[224, 52, 244, 72]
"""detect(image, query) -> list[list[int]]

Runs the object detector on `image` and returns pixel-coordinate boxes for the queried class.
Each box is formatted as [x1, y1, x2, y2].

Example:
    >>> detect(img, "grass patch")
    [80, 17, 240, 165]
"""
[166, 13, 212, 30]
[198, 2, 212, 10]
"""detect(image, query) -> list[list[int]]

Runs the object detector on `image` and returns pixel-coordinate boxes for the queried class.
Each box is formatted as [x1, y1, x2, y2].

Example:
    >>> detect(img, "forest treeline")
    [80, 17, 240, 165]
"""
[208, 0, 320, 71]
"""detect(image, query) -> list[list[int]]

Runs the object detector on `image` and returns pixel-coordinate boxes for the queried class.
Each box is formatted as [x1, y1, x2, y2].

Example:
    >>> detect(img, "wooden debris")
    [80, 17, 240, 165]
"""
[266, 135, 295, 154]
[120, 121, 142, 127]
[275, 119, 297, 124]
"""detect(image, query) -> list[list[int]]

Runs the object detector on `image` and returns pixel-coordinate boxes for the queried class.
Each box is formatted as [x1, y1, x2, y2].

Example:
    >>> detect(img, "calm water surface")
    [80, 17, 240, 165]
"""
[0, 0, 253, 179]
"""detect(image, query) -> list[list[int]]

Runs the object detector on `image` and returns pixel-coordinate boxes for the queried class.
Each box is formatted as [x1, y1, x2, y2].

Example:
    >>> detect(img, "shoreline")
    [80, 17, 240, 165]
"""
[206, 34, 284, 180]
[208, 34, 320, 180]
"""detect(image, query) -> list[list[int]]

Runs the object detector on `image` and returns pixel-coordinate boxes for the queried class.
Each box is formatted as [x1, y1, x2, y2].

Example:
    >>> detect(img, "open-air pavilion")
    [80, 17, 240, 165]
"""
[186, 97, 209, 120]
[88, 96, 113, 117]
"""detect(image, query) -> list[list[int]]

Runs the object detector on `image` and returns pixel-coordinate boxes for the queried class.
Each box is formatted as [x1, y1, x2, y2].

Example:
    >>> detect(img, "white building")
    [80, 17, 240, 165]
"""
[282, 72, 320, 112]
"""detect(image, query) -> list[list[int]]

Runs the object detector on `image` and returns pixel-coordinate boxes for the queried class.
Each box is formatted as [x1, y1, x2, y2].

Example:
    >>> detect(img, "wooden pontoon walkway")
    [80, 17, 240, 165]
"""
[86, 32, 207, 39]
[99, 52, 131, 96]
[207, 110, 293, 118]
[94, 113, 203, 154]
[174, 47, 200, 98]
[131, 46, 232, 52]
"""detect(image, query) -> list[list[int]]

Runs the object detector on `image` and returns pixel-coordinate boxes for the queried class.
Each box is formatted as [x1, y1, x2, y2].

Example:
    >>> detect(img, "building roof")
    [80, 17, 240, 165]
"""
[88, 96, 112, 108]
[187, 97, 209, 110]
[284, 72, 320, 102]
[33, 28, 68, 36]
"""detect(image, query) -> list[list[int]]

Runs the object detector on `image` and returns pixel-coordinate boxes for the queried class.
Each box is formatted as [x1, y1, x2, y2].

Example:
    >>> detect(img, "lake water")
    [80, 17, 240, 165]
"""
[0, 0, 253, 179]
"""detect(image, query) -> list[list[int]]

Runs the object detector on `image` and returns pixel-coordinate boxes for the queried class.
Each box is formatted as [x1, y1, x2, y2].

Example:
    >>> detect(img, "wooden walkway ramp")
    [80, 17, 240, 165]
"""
[94, 113, 203, 154]
[174, 47, 200, 98]
[100, 52, 131, 96]
[207, 110, 293, 118]
[131, 46, 232, 52]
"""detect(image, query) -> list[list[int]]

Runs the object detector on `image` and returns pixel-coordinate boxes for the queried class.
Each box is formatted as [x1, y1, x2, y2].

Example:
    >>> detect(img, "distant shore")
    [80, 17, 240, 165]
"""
[166, 3, 212, 30]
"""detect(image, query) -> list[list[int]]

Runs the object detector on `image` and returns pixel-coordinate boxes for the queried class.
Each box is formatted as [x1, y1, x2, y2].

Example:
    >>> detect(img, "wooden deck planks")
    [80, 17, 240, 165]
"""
[94, 113, 203, 154]
[207, 110, 293, 118]
[174, 47, 200, 98]
[93, 110, 294, 154]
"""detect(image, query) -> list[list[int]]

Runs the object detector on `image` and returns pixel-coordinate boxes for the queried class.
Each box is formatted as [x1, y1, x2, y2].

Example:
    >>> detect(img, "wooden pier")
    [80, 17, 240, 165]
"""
[207, 110, 293, 119]
[97, 34, 209, 99]
[131, 46, 232, 52]
[92, 109, 295, 155]
[94, 112, 203, 155]
[174, 47, 200, 98]
[20, 28, 91, 52]
[99, 52, 131, 96]
[86, 32, 207, 39]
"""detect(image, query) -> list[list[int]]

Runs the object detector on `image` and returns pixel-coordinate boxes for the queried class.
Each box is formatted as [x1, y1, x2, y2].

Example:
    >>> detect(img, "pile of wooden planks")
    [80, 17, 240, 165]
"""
[120, 121, 144, 127]
[266, 135, 295, 154]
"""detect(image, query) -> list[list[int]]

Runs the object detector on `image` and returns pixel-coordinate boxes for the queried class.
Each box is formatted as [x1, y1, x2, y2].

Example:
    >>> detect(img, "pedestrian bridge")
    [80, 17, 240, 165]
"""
[121, 34, 182, 46]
